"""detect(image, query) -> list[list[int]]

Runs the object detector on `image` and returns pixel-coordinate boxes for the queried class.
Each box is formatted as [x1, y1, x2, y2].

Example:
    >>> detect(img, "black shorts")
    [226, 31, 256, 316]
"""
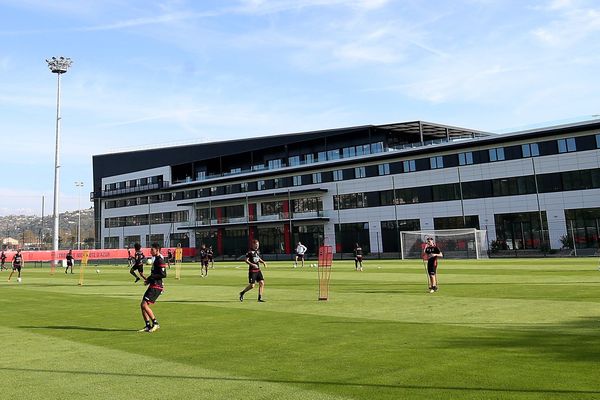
[296, 254, 304, 260]
[248, 270, 264, 284]
[201, 260, 209, 267]
[67, 261, 73, 267]
[427, 258, 437, 275]
[143, 287, 163, 304]
[355, 256, 363, 262]
[131, 265, 144, 273]
[13, 265, 21, 272]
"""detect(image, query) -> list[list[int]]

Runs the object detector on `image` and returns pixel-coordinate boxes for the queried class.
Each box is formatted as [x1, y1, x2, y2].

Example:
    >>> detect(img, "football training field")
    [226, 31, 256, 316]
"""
[1, 258, 599, 400]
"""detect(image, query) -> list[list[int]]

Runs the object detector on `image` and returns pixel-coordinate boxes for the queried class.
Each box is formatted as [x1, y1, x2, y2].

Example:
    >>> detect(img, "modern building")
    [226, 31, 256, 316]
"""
[92, 119, 600, 256]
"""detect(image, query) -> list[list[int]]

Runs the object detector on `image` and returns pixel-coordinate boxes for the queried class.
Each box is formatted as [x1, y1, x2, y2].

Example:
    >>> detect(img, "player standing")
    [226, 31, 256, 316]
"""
[8, 249, 23, 282]
[0, 251, 6, 271]
[207, 245, 214, 269]
[354, 243, 364, 271]
[239, 239, 267, 302]
[423, 237, 443, 293]
[127, 246, 134, 268]
[139, 242, 167, 333]
[130, 243, 147, 283]
[166, 249, 174, 269]
[293, 241, 307, 268]
[199, 244, 209, 277]
[65, 249, 74, 274]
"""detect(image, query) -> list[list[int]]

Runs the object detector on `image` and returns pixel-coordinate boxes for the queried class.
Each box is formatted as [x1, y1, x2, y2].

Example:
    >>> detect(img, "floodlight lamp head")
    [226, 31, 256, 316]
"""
[46, 56, 73, 74]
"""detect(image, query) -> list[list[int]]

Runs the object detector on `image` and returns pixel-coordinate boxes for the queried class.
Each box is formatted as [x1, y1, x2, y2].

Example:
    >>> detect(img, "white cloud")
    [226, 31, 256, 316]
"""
[532, 1, 600, 47]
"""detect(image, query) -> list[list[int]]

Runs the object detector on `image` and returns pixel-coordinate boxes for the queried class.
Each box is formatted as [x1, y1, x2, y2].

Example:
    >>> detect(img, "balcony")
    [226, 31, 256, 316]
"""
[98, 181, 170, 198]
[186, 211, 329, 228]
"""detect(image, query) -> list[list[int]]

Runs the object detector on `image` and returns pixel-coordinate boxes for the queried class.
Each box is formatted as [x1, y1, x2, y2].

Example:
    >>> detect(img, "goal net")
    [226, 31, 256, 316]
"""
[400, 229, 488, 260]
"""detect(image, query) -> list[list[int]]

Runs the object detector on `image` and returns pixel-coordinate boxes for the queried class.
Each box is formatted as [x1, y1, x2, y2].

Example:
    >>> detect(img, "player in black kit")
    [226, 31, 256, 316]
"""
[130, 243, 147, 283]
[139, 242, 167, 333]
[239, 239, 268, 302]
[0, 251, 6, 271]
[354, 243, 364, 271]
[8, 249, 23, 282]
[199, 244, 209, 277]
[423, 237, 443, 293]
[65, 249, 74, 274]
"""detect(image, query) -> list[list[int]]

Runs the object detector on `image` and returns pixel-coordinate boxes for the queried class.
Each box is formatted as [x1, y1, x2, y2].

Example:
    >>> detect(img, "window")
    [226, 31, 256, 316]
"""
[196, 171, 206, 181]
[430, 156, 444, 169]
[596, 134, 600, 149]
[378, 163, 390, 176]
[489, 147, 505, 162]
[210, 187, 218, 196]
[318, 151, 327, 162]
[357, 144, 371, 156]
[327, 149, 340, 160]
[403, 160, 416, 172]
[293, 176, 302, 186]
[312, 172, 322, 183]
[257, 180, 265, 190]
[288, 156, 301, 166]
[240, 182, 248, 192]
[558, 138, 576, 153]
[522, 143, 540, 158]
[305, 154, 315, 164]
[371, 142, 384, 153]
[342, 147, 356, 158]
[268, 159, 283, 169]
[355, 167, 366, 178]
[273, 178, 283, 189]
[458, 152, 473, 165]
[333, 170, 343, 181]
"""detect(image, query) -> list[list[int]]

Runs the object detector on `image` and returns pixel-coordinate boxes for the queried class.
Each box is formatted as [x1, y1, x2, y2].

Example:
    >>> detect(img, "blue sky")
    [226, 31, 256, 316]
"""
[1, 0, 599, 216]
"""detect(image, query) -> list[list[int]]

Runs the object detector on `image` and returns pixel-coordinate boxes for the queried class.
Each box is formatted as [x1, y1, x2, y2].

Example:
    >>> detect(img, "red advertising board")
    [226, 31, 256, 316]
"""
[0, 248, 196, 262]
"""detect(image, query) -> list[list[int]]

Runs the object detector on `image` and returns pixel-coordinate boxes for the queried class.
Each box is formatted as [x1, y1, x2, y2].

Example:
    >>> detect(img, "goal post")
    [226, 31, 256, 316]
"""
[400, 229, 488, 260]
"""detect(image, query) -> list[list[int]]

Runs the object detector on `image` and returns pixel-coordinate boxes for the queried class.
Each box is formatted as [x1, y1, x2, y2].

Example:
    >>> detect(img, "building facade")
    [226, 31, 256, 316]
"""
[92, 119, 600, 256]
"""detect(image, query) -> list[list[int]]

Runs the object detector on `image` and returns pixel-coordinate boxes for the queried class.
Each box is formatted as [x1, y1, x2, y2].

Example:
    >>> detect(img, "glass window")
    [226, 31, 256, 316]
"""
[489, 147, 505, 162]
[342, 147, 356, 158]
[596, 134, 600, 149]
[273, 178, 283, 189]
[371, 142, 384, 153]
[318, 151, 327, 162]
[355, 167, 366, 178]
[288, 156, 300, 166]
[305, 154, 315, 164]
[257, 180, 265, 190]
[459, 152, 473, 165]
[333, 170, 343, 181]
[522, 143, 540, 157]
[403, 160, 416, 172]
[252, 163, 265, 171]
[430, 156, 443, 169]
[357, 144, 371, 156]
[327, 149, 340, 160]
[378, 163, 390, 176]
[240, 182, 248, 192]
[268, 159, 283, 169]
[558, 138, 576, 153]
[293, 176, 302, 186]
[312, 172, 322, 183]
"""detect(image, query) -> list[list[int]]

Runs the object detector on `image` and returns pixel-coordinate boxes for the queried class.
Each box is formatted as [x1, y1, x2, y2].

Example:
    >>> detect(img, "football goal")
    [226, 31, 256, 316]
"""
[400, 229, 488, 260]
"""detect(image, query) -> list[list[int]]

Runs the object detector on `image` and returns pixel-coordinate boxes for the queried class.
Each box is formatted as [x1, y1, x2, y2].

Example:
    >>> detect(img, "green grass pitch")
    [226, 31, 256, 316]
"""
[1, 258, 599, 399]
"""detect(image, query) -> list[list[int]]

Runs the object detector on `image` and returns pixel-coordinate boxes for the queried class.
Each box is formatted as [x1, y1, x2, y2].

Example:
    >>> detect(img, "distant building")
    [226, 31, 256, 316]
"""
[92, 119, 600, 255]
[2, 237, 20, 249]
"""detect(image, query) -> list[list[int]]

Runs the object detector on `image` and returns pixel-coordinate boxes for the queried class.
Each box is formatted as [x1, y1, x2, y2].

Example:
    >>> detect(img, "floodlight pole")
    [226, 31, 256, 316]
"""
[75, 181, 84, 250]
[46, 56, 73, 267]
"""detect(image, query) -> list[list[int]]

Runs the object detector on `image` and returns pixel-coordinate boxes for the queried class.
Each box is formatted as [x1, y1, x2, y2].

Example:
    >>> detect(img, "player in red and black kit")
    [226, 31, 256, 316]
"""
[239, 239, 267, 302]
[423, 237, 443, 293]
[207, 246, 214, 269]
[354, 243, 364, 271]
[8, 249, 23, 282]
[127, 246, 134, 268]
[139, 242, 167, 333]
[65, 249, 74, 274]
[199, 244, 209, 277]
[0, 251, 7, 271]
[166, 249, 174, 269]
[130, 243, 147, 283]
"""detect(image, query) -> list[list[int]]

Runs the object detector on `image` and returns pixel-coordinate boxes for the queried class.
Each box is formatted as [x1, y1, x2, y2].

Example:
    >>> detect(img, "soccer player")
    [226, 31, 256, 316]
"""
[166, 249, 174, 269]
[8, 249, 23, 282]
[239, 239, 267, 302]
[65, 249, 74, 274]
[199, 244, 209, 277]
[139, 242, 167, 333]
[294, 241, 307, 268]
[354, 243, 364, 271]
[207, 245, 214, 269]
[126, 246, 134, 268]
[130, 243, 147, 283]
[0, 250, 6, 271]
[423, 237, 443, 293]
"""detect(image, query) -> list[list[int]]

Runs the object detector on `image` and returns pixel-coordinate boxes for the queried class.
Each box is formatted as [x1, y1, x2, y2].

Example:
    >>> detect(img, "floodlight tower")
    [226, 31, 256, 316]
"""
[46, 56, 73, 265]
[75, 181, 84, 250]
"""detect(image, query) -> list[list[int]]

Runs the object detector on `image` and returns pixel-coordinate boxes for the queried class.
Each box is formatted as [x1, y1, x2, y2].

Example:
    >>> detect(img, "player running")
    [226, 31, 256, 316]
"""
[0, 251, 6, 271]
[65, 249, 74, 274]
[423, 237, 443, 293]
[293, 241, 307, 268]
[139, 243, 167, 333]
[130, 243, 147, 283]
[127, 246, 134, 268]
[8, 249, 23, 282]
[199, 244, 209, 277]
[239, 239, 267, 302]
[354, 243, 364, 271]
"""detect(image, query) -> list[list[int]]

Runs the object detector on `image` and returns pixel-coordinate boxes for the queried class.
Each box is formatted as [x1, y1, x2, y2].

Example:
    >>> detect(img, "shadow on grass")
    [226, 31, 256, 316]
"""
[162, 300, 234, 304]
[0, 367, 598, 395]
[20, 325, 136, 332]
[443, 317, 600, 362]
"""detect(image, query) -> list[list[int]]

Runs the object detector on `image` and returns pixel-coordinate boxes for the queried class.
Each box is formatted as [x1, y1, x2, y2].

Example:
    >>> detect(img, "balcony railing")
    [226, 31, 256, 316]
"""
[193, 211, 328, 226]
[99, 181, 170, 198]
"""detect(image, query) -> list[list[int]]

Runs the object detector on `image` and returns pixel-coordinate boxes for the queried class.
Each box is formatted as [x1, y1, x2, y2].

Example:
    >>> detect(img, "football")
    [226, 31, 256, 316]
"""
[17, 277, 22, 283]
[146, 258, 153, 265]
[96, 269, 100, 273]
